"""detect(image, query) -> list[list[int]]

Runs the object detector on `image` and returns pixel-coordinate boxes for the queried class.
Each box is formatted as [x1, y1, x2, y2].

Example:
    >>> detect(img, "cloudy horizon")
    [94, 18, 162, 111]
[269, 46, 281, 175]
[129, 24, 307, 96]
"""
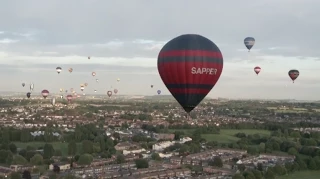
[0, 0, 320, 100]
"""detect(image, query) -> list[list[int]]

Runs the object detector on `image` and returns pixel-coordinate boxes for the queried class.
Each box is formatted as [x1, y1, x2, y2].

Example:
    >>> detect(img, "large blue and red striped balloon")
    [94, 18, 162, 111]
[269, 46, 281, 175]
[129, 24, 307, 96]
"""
[157, 34, 223, 113]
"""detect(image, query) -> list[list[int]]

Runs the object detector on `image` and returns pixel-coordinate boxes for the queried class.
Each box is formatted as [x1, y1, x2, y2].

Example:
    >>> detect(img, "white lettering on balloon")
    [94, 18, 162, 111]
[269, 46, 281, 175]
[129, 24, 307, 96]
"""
[191, 67, 217, 75]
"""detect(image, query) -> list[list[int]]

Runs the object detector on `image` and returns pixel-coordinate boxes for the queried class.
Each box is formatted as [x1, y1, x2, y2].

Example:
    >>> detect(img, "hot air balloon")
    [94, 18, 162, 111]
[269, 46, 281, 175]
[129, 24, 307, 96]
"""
[22, 83, 25, 87]
[56, 67, 62, 74]
[157, 90, 161, 95]
[96, 79, 99, 82]
[80, 86, 85, 91]
[59, 88, 63, 93]
[151, 85, 153, 88]
[30, 83, 34, 92]
[26, 92, 31, 98]
[288, 69, 299, 83]
[117, 78, 120, 82]
[51, 98, 56, 106]
[60, 95, 63, 99]
[114, 89, 118, 94]
[158, 34, 223, 113]
[92, 72, 96, 77]
[88, 56, 90, 59]
[68, 68, 73, 73]
[70, 88, 74, 92]
[41, 90, 49, 99]
[94, 90, 97, 93]
[66, 95, 73, 102]
[107, 91, 112, 97]
[254, 66, 261, 75]
[244, 37, 255, 52]
[65, 90, 68, 93]
[84, 83, 88, 87]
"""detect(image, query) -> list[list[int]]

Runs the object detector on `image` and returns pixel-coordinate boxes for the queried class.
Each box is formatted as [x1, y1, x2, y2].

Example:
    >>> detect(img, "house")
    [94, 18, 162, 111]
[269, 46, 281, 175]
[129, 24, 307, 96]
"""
[10, 165, 33, 172]
[49, 162, 70, 171]
[153, 133, 175, 140]
[114, 142, 139, 151]
[0, 166, 12, 177]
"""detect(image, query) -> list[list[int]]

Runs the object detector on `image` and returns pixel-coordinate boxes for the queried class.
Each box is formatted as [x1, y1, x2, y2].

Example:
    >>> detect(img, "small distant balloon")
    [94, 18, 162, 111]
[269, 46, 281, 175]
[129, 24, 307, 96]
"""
[114, 89, 118, 94]
[56, 67, 62, 74]
[157, 90, 161, 95]
[51, 98, 56, 106]
[244, 37, 255, 52]
[41, 90, 49, 99]
[22, 83, 25, 87]
[66, 95, 73, 102]
[288, 69, 299, 83]
[26, 92, 31, 98]
[30, 83, 34, 92]
[107, 91, 112, 97]
[254, 66, 261, 75]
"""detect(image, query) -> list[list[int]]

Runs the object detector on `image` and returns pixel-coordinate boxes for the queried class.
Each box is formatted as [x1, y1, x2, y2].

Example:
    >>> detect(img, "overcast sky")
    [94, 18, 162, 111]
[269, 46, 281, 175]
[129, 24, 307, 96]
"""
[0, 0, 319, 100]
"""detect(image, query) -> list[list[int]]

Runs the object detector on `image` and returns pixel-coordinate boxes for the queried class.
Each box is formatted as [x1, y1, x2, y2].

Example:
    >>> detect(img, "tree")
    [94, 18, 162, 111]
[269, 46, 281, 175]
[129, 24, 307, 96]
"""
[116, 154, 125, 164]
[82, 140, 93, 154]
[68, 141, 77, 155]
[135, 159, 149, 169]
[151, 153, 161, 161]
[30, 154, 43, 165]
[54, 150, 62, 156]
[43, 143, 55, 159]
[252, 169, 263, 179]
[264, 168, 275, 179]
[10, 172, 21, 179]
[209, 156, 223, 167]
[77, 154, 93, 165]
[232, 173, 245, 179]
[22, 170, 31, 179]
[174, 131, 185, 140]
[53, 165, 60, 173]
[259, 143, 265, 153]
[308, 159, 317, 170]
[12, 155, 28, 165]
[9, 143, 17, 154]
[243, 171, 255, 179]
[287, 147, 298, 155]
[273, 164, 287, 176]
[257, 163, 263, 171]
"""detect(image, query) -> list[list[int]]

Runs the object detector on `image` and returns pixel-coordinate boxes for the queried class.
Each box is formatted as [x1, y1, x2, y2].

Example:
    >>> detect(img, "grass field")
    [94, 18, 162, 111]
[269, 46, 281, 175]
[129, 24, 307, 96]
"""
[278, 170, 320, 179]
[169, 129, 271, 143]
[14, 142, 82, 156]
[267, 107, 309, 113]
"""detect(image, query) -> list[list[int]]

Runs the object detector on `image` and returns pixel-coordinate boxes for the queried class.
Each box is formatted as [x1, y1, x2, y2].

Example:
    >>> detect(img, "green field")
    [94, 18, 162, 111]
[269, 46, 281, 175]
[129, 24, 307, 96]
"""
[169, 129, 271, 143]
[279, 170, 320, 179]
[267, 107, 309, 113]
[14, 142, 82, 156]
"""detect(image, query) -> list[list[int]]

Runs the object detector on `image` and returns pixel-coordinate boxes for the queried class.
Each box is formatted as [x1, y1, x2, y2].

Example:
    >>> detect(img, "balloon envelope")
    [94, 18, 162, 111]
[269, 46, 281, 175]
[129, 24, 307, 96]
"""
[107, 91, 112, 97]
[254, 66, 261, 75]
[158, 34, 223, 113]
[41, 90, 49, 99]
[288, 69, 299, 82]
[244, 37, 255, 51]
[157, 90, 161, 95]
